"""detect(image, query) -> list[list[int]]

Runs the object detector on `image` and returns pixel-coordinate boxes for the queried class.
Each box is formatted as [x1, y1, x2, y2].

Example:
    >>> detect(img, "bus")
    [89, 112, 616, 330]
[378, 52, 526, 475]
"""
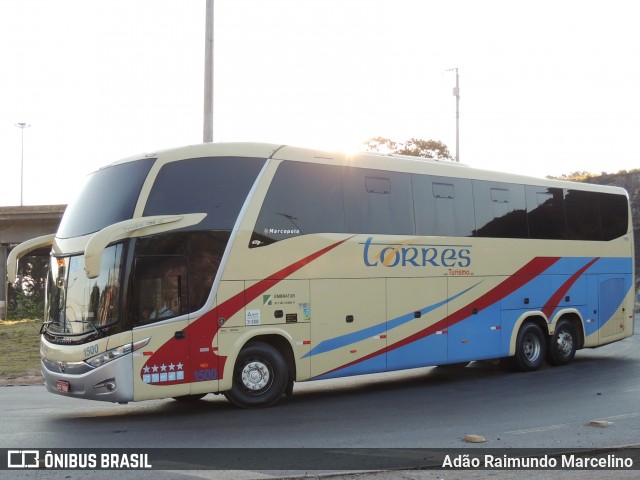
[7, 142, 635, 408]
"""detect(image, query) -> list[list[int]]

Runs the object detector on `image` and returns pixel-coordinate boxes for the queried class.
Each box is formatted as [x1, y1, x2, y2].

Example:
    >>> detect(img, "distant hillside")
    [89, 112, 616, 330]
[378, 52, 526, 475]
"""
[550, 170, 640, 292]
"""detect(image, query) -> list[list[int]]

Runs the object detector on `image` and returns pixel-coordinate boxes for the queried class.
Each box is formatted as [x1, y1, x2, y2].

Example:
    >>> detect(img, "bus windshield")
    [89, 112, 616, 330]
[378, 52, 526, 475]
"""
[57, 158, 155, 239]
[45, 244, 125, 336]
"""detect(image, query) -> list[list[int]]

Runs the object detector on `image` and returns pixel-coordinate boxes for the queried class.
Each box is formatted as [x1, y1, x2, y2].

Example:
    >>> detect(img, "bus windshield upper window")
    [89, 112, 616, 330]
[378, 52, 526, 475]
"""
[58, 158, 155, 239]
[143, 156, 266, 231]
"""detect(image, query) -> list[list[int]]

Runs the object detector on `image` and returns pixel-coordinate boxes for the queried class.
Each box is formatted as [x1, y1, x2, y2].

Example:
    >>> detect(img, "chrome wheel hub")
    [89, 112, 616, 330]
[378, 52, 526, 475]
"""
[556, 331, 573, 355]
[523, 334, 541, 362]
[241, 361, 270, 391]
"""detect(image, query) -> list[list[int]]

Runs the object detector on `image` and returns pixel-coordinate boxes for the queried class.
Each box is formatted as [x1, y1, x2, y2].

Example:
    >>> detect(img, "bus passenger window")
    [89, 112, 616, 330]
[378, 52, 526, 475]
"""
[525, 186, 565, 239]
[343, 167, 415, 236]
[565, 189, 602, 240]
[600, 193, 629, 240]
[132, 256, 188, 325]
[413, 175, 475, 237]
[251, 161, 346, 246]
[473, 180, 527, 238]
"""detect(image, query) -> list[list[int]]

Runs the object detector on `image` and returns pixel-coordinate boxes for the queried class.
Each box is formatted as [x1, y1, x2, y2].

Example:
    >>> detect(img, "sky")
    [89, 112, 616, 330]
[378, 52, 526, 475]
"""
[1, 0, 639, 206]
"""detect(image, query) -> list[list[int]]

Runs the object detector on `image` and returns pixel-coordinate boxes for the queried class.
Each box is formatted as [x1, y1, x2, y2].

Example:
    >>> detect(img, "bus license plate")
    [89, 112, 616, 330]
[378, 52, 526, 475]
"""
[56, 380, 70, 392]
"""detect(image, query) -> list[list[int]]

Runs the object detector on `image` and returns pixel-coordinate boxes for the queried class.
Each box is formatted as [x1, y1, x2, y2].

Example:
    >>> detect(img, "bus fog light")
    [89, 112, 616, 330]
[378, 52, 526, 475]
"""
[94, 378, 116, 391]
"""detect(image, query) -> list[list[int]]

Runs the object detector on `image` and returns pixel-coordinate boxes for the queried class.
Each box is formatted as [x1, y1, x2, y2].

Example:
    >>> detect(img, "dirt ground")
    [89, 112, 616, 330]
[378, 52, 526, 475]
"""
[0, 371, 43, 387]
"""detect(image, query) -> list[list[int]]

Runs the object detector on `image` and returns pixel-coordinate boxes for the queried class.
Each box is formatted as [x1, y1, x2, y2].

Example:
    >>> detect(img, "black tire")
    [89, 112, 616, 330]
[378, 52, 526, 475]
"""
[224, 342, 288, 408]
[513, 323, 546, 372]
[546, 319, 578, 366]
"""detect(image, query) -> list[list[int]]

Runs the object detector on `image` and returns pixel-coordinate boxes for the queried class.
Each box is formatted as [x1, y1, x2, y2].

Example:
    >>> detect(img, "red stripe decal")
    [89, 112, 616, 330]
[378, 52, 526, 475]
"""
[541, 258, 598, 319]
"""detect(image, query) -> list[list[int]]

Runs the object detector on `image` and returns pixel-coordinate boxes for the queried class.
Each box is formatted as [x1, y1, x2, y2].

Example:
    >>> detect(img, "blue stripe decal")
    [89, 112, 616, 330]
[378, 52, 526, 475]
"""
[303, 281, 481, 359]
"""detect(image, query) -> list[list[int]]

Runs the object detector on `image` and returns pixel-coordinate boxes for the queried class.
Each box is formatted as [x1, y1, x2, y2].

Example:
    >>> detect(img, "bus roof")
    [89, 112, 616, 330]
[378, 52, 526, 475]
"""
[108, 142, 628, 197]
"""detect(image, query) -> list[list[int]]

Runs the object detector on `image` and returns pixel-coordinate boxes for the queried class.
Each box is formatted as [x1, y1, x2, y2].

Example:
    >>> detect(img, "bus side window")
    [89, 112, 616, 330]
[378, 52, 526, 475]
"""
[599, 192, 629, 240]
[473, 180, 527, 238]
[342, 167, 415, 236]
[565, 189, 602, 240]
[132, 256, 188, 326]
[251, 161, 346, 246]
[413, 175, 475, 237]
[525, 186, 565, 239]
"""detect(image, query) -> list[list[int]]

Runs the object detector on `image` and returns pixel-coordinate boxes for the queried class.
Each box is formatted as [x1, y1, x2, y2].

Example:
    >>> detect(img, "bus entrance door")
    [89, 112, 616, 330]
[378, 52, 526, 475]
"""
[131, 255, 191, 401]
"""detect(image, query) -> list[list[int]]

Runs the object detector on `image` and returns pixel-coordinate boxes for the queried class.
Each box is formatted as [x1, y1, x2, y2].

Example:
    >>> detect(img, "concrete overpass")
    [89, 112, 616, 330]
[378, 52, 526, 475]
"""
[0, 205, 66, 319]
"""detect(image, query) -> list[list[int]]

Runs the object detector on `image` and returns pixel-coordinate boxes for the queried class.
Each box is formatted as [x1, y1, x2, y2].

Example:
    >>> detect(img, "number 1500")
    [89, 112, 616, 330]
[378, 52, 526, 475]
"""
[193, 368, 218, 382]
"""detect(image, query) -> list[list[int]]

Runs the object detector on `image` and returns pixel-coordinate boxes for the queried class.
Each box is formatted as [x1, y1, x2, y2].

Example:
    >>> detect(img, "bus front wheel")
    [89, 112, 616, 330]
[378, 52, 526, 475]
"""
[514, 323, 546, 372]
[224, 342, 288, 408]
[546, 319, 577, 366]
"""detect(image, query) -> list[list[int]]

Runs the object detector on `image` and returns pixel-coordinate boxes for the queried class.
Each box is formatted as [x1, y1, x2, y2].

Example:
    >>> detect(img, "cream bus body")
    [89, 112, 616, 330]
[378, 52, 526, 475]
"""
[9, 143, 633, 407]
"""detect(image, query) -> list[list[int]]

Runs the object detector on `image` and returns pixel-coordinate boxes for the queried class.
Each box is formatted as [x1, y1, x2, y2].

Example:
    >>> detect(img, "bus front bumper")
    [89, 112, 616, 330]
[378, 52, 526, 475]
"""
[41, 354, 134, 403]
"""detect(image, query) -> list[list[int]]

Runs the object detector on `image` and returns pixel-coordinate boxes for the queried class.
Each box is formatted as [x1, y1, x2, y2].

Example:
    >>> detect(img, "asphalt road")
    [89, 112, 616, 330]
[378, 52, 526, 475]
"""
[1, 315, 639, 479]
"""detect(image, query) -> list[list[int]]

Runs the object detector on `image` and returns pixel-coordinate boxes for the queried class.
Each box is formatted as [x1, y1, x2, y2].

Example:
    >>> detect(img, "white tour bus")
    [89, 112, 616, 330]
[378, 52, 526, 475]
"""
[7, 143, 635, 407]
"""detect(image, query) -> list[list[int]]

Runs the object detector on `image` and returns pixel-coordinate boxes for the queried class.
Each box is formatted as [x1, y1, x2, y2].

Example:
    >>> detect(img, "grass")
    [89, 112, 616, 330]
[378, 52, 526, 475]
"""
[0, 319, 42, 378]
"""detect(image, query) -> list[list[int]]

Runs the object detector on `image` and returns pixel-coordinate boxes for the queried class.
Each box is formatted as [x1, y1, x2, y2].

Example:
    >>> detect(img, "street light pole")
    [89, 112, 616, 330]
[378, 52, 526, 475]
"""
[446, 68, 460, 162]
[203, 0, 214, 143]
[15, 122, 30, 206]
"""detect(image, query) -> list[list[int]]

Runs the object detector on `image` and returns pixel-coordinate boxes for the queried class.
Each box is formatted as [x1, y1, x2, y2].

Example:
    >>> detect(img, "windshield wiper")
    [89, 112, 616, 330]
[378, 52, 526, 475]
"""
[40, 320, 67, 335]
[69, 320, 106, 338]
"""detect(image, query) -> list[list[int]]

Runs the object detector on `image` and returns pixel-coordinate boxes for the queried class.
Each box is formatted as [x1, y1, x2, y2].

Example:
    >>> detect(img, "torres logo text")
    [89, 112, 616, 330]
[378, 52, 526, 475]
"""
[362, 237, 472, 269]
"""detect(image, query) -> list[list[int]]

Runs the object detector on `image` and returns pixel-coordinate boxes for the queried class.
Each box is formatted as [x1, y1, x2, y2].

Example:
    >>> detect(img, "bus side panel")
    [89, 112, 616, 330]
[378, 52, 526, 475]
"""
[597, 275, 629, 341]
[132, 319, 190, 401]
[386, 277, 448, 370]
[309, 278, 386, 379]
[242, 279, 312, 382]
[243, 279, 310, 330]
[447, 277, 502, 363]
[499, 274, 550, 357]
[584, 258, 634, 347]
[188, 292, 230, 396]
[500, 275, 550, 312]
[211, 280, 246, 392]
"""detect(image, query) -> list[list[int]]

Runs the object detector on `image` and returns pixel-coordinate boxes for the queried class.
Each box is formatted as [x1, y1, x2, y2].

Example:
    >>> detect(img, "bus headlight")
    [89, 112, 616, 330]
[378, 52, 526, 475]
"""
[86, 337, 150, 369]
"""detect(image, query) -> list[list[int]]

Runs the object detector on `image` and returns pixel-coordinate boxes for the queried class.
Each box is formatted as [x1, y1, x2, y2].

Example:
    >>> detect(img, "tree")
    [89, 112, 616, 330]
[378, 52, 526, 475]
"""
[364, 136, 398, 153]
[364, 137, 453, 161]
[7, 253, 49, 320]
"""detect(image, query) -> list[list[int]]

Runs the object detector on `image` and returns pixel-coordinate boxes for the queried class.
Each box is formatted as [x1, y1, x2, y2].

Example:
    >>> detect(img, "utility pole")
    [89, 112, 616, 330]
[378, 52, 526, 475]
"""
[446, 68, 460, 162]
[203, 0, 214, 143]
[15, 122, 30, 205]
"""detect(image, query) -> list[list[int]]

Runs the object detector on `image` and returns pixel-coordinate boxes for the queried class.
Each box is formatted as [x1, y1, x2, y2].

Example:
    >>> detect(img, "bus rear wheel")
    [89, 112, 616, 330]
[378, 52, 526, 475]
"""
[546, 319, 577, 366]
[514, 323, 546, 372]
[224, 342, 287, 408]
